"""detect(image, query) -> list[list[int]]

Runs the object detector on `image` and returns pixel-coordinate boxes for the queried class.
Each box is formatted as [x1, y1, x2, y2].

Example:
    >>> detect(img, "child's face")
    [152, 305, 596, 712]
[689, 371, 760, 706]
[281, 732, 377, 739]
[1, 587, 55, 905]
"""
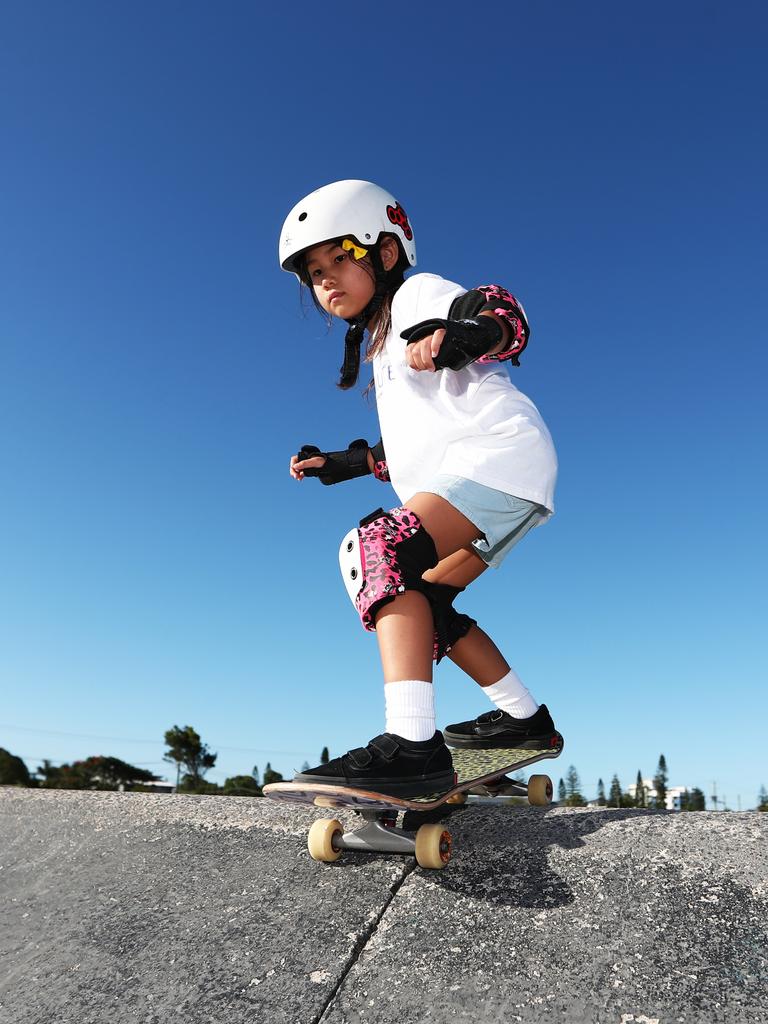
[304, 242, 376, 320]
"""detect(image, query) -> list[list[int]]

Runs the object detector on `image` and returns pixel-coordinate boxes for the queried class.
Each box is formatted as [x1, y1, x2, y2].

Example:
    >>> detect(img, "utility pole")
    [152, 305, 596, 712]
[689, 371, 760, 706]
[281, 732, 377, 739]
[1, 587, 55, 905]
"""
[711, 781, 718, 811]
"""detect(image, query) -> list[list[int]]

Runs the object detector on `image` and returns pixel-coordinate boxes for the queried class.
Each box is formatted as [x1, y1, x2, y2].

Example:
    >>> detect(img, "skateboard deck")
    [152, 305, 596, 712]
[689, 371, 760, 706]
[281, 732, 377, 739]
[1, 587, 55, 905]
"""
[263, 733, 563, 869]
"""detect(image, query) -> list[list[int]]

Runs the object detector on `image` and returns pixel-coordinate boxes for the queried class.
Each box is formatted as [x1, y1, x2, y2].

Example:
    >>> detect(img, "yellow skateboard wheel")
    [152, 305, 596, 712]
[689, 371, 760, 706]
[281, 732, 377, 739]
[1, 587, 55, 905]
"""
[308, 818, 343, 862]
[415, 824, 452, 869]
[527, 774, 553, 806]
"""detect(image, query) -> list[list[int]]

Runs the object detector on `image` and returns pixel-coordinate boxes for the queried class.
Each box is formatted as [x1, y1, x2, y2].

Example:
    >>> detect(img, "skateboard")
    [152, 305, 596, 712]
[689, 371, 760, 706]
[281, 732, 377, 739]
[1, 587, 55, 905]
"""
[263, 732, 563, 869]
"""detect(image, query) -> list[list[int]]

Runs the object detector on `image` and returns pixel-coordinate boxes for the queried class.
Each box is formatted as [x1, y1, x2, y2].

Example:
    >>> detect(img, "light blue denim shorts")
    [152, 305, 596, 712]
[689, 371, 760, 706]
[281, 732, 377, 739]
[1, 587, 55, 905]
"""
[421, 474, 548, 569]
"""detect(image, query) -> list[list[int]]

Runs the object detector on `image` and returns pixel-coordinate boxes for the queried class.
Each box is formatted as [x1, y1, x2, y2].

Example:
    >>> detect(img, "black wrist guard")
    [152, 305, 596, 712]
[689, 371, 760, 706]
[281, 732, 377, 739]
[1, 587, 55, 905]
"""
[400, 316, 504, 372]
[297, 439, 371, 486]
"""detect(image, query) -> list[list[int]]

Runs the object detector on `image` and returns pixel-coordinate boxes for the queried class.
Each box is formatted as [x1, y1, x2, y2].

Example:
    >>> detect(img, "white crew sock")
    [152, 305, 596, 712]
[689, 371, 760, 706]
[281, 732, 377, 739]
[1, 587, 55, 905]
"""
[483, 668, 539, 719]
[384, 680, 436, 742]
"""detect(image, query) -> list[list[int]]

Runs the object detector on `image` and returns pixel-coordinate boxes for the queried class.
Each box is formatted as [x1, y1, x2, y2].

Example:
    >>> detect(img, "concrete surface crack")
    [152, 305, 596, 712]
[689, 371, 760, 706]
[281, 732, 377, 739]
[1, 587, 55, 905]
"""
[313, 863, 416, 1023]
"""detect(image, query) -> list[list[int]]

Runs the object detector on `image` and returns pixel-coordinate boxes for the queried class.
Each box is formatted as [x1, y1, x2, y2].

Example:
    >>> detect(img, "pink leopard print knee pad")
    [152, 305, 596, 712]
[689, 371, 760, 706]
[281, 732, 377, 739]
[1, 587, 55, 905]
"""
[339, 506, 439, 631]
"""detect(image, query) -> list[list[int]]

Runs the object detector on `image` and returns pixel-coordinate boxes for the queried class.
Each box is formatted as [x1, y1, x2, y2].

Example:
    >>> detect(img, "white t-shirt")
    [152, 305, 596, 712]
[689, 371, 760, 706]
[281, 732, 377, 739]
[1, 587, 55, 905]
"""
[373, 273, 558, 513]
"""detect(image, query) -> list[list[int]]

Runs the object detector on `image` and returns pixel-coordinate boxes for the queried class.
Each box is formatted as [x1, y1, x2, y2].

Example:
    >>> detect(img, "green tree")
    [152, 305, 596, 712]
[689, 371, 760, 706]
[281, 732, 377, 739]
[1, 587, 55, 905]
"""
[0, 748, 31, 786]
[609, 775, 623, 808]
[36, 759, 63, 786]
[757, 786, 768, 812]
[596, 778, 606, 806]
[654, 754, 668, 810]
[557, 778, 566, 803]
[635, 770, 647, 808]
[263, 762, 284, 786]
[37, 756, 157, 790]
[680, 787, 706, 811]
[564, 765, 586, 807]
[177, 775, 221, 794]
[223, 775, 262, 797]
[320, 747, 330, 765]
[90, 757, 158, 789]
[252, 765, 260, 787]
[163, 725, 216, 788]
[690, 787, 706, 811]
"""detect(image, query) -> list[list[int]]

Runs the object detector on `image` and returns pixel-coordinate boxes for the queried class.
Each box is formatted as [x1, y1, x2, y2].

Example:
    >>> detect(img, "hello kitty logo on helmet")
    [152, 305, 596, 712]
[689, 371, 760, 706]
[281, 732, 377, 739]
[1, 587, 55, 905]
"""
[386, 202, 412, 241]
[279, 179, 417, 279]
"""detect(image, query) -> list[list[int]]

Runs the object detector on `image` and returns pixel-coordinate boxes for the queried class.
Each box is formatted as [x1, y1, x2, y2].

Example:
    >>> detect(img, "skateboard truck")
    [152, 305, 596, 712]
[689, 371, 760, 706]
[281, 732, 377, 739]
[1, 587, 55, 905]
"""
[309, 809, 453, 869]
[333, 811, 419, 856]
[472, 775, 530, 798]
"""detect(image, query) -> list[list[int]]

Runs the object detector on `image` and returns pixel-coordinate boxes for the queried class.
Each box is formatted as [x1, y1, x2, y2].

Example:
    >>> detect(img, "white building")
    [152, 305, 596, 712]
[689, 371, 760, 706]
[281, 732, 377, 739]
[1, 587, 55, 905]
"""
[118, 779, 175, 794]
[627, 779, 690, 810]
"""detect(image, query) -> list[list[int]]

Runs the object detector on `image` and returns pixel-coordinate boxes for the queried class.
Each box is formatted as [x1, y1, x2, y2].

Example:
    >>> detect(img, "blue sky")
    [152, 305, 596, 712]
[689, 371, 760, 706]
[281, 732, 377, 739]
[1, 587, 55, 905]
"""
[1, 2, 766, 808]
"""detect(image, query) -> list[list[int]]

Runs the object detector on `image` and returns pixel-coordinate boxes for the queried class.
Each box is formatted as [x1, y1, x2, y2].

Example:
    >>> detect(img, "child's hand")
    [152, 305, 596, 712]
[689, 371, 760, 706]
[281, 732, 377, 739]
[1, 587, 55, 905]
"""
[402, 314, 506, 372]
[404, 325, 446, 372]
[291, 439, 373, 486]
[290, 451, 326, 481]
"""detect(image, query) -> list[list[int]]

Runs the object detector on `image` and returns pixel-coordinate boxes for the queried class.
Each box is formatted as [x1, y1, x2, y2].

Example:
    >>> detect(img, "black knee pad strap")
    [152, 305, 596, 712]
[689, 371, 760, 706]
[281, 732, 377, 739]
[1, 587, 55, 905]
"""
[422, 582, 478, 664]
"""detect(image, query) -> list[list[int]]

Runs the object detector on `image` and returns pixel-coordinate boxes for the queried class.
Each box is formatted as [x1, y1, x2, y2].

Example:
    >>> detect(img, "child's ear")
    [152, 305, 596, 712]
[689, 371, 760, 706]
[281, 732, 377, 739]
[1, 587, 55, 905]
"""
[381, 236, 400, 271]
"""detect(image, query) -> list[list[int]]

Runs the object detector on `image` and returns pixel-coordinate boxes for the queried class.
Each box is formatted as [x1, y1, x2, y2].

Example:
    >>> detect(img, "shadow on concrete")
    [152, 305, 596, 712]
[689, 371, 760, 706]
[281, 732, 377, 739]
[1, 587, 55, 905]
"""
[403, 805, 667, 908]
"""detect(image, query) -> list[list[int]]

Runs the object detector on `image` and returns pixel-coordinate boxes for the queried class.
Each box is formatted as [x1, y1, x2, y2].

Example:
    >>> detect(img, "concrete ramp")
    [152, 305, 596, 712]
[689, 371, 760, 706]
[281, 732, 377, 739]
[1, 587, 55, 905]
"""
[1, 788, 766, 1023]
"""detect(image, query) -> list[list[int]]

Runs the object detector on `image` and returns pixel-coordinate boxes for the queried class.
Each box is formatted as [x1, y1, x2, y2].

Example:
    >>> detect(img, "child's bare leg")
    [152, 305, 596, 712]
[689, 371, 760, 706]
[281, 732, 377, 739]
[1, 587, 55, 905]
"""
[376, 590, 434, 683]
[375, 515, 513, 686]
[446, 625, 511, 686]
[373, 495, 542, 742]
[422, 547, 511, 686]
[423, 547, 542, 725]
[371, 494, 482, 740]
[370, 589, 512, 684]
[374, 494, 482, 682]
[422, 546, 487, 589]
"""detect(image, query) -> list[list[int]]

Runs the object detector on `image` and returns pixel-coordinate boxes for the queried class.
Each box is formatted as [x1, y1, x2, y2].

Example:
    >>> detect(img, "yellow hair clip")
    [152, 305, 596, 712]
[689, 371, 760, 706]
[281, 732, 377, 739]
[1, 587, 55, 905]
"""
[341, 238, 369, 261]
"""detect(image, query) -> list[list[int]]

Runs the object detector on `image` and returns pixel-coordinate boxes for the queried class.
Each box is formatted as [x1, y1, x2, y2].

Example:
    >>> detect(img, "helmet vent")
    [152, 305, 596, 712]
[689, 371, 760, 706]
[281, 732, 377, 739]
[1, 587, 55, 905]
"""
[298, 212, 308, 221]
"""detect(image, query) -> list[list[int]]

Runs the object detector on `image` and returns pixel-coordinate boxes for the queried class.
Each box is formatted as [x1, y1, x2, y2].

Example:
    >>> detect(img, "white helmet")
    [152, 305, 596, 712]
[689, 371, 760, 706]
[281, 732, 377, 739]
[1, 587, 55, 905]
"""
[278, 179, 417, 279]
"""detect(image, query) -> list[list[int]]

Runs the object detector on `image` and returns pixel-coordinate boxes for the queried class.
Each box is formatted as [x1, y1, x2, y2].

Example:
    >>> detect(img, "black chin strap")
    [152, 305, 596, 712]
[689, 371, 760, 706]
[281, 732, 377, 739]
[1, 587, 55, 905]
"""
[338, 247, 391, 390]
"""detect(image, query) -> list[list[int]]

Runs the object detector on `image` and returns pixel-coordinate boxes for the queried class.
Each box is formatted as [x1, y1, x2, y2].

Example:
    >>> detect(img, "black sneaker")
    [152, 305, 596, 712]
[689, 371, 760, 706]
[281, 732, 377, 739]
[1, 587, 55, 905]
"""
[293, 731, 455, 798]
[443, 704, 559, 750]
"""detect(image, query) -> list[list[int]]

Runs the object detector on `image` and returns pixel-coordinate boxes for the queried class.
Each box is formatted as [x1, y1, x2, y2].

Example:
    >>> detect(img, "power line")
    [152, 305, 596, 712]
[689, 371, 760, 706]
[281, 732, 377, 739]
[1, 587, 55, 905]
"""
[0, 722, 311, 757]
[1, 723, 159, 745]
[12, 754, 169, 768]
